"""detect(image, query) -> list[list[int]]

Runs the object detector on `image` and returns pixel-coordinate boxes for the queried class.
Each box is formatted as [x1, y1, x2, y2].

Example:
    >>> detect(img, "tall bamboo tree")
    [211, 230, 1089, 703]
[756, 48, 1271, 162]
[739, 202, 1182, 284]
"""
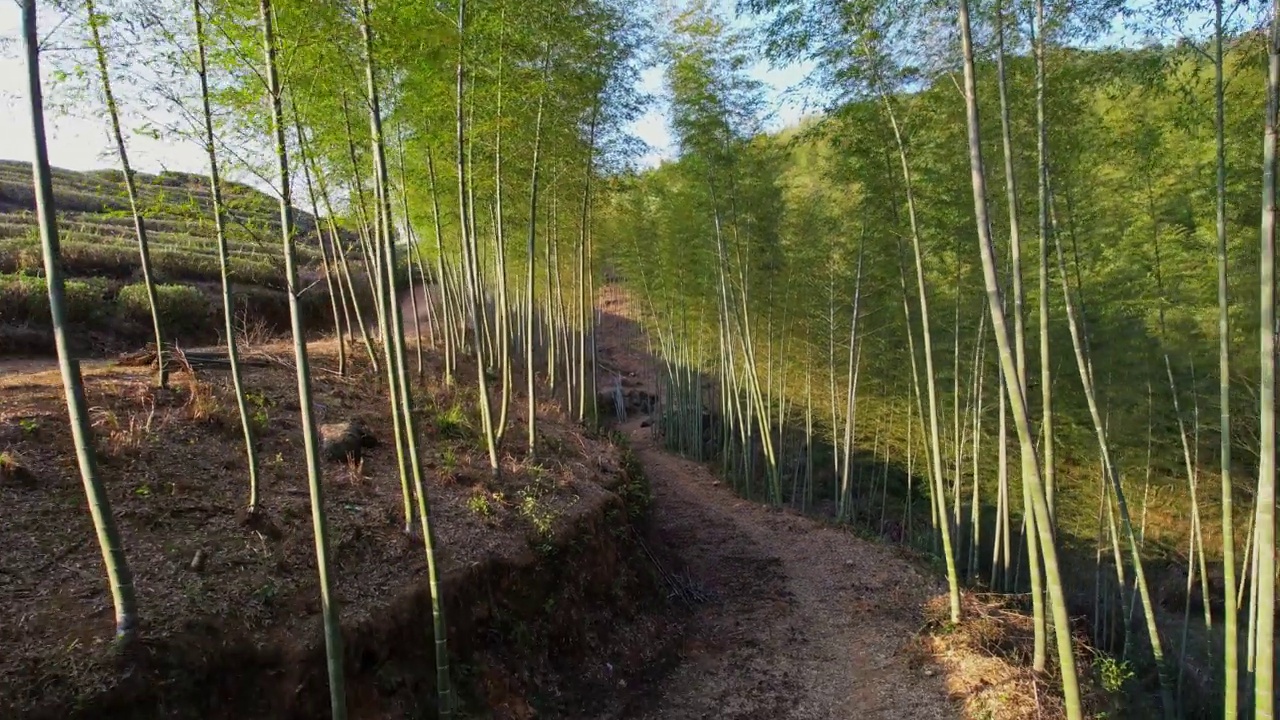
[1254, 0, 1278, 713]
[22, 0, 138, 645]
[193, 0, 260, 513]
[357, 0, 452, 710]
[1213, 0, 1240, 713]
[957, 0, 1081, 713]
[84, 0, 168, 387]
[258, 0, 345, 715]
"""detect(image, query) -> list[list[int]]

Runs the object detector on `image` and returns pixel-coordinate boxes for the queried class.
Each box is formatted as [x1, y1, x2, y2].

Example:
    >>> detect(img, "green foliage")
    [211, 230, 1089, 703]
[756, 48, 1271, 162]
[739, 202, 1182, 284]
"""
[604, 35, 1269, 555]
[245, 390, 272, 431]
[466, 491, 495, 518]
[116, 283, 211, 335]
[616, 443, 651, 519]
[1093, 655, 1135, 693]
[433, 404, 471, 439]
[516, 471, 558, 538]
[0, 273, 102, 326]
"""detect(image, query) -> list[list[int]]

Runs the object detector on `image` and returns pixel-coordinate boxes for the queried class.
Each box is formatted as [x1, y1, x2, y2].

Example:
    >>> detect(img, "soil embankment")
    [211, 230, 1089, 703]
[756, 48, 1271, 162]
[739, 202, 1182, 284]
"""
[0, 345, 679, 719]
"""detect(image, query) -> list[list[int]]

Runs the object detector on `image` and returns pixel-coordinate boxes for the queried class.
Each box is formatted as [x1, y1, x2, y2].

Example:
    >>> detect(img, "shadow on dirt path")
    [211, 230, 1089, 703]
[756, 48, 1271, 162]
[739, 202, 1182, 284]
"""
[591, 288, 957, 720]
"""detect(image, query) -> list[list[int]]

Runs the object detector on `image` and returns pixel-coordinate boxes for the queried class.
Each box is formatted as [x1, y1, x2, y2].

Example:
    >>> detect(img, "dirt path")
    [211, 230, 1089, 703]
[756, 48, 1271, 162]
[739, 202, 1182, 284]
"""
[603, 418, 955, 720]
[0, 357, 70, 375]
[591, 290, 957, 720]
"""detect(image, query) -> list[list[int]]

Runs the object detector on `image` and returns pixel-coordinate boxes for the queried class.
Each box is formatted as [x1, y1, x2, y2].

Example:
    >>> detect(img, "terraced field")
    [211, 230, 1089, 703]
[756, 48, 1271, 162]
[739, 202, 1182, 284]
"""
[0, 159, 346, 356]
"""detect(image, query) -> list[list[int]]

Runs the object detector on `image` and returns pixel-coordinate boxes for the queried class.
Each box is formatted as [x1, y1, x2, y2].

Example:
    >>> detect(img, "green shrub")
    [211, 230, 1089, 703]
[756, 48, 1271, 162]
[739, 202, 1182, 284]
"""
[116, 282, 211, 335]
[63, 279, 100, 324]
[0, 179, 36, 209]
[56, 188, 130, 214]
[0, 221, 29, 239]
[0, 274, 45, 324]
[433, 404, 472, 439]
[0, 273, 100, 326]
[53, 240, 136, 279]
[150, 247, 219, 283]
[16, 240, 44, 275]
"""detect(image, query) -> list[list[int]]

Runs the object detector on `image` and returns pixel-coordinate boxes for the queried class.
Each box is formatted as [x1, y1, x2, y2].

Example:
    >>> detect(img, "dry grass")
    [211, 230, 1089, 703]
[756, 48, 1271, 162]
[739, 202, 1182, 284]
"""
[921, 593, 1051, 719]
[918, 591, 1115, 720]
[89, 403, 155, 457]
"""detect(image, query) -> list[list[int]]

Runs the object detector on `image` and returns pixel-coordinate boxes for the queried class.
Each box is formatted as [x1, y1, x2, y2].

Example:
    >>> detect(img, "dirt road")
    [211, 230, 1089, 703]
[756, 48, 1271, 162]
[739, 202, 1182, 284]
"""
[592, 289, 956, 720]
[596, 417, 955, 720]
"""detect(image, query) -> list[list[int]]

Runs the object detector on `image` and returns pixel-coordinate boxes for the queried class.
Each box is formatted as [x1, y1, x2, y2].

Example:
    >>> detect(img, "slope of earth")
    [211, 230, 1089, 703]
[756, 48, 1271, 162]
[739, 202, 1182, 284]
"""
[0, 160, 354, 357]
[0, 341, 679, 719]
[589, 285, 1100, 720]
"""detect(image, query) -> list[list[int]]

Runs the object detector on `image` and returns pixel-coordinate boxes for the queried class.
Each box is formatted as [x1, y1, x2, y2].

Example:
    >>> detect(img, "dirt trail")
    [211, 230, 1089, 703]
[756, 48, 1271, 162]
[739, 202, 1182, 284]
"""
[0, 357, 71, 375]
[600, 418, 955, 720]
[593, 294, 956, 720]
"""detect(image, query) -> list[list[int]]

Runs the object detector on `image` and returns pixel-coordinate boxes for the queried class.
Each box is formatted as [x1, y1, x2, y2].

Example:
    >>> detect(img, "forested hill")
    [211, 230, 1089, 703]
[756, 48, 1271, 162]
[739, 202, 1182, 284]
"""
[605, 34, 1269, 523]
[601, 19, 1275, 719]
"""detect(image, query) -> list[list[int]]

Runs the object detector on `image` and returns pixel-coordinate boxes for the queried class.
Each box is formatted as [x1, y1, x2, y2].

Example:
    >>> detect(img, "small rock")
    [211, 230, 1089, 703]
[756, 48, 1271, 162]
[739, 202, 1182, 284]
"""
[923, 668, 935, 677]
[190, 549, 207, 572]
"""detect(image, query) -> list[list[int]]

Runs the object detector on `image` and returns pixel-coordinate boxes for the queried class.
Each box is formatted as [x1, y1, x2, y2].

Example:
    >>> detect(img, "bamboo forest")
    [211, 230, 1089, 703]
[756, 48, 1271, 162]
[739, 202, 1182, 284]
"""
[1, 0, 1279, 717]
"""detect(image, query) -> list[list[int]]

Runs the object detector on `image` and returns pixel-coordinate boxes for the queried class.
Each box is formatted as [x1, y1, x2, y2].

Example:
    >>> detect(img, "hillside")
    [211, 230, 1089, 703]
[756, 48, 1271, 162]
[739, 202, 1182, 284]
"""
[11, 0, 1280, 716]
[0, 160, 341, 356]
[0, 339, 670, 718]
[595, 31, 1279, 717]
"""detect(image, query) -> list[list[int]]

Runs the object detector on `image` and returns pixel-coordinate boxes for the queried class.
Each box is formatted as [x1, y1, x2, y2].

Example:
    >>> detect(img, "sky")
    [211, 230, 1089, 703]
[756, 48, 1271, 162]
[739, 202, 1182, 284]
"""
[0, 3, 214, 176]
[0, 1, 1226, 183]
[0, 2, 817, 183]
